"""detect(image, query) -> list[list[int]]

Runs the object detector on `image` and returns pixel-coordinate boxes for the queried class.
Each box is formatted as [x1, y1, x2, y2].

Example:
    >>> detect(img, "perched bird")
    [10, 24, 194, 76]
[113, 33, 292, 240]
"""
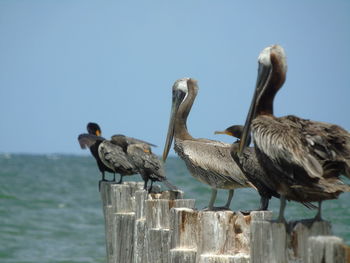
[78, 123, 136, 184]
[127, 143, 178, 192]
[215, 125, 279, 211]
[239, 45, 350, 222]
[163, 78, 250, 210]
[78, 123, 116, 182]
[79, 123, 176, 191]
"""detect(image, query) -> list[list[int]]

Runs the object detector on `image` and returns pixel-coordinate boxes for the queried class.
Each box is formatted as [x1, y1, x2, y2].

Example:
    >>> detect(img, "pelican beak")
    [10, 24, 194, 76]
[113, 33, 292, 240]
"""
[239, 62, 272, 154]
[162, 86, 187, 161]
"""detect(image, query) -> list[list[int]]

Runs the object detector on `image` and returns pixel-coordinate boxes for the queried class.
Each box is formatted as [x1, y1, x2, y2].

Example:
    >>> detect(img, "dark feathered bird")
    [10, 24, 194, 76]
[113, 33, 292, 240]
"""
[127, 143, 177, 191]
[163, 78, 250, 210]
[79, 123, 176, 191]
[78, 122, 117, 182]
[215, 125, 279, 211]
[239, 45, 350, 222]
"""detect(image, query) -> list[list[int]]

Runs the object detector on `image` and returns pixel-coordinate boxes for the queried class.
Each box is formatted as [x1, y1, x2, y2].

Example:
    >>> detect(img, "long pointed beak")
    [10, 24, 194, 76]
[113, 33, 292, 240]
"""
[162, 93, 182, 161]
[214, 130, 232, 136]
[239, 62, 272, 154]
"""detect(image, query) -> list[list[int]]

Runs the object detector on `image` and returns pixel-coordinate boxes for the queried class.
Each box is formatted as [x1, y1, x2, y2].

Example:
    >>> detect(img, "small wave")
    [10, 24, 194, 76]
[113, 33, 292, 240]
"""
[45, 154, 61, 160]
[0, 153, 12, 159]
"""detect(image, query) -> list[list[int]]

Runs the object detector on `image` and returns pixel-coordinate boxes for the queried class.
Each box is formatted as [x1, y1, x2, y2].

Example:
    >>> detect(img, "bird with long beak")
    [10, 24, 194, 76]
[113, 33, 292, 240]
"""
[163, 78, 250, 210]
[239, 45, 350, 222]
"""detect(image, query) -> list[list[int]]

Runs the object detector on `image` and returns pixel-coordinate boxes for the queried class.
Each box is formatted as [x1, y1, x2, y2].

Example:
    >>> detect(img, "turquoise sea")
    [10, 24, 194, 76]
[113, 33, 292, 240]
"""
[0, 154, 349, 263]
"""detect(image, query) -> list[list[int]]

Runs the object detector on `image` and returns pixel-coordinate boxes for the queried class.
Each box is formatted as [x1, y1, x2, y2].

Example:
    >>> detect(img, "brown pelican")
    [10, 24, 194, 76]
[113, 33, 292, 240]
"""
[162, 78, 250, 210]
[215, 125, 279, 210]
[239, 45, 350, 222]
[127, 143, 178, 191]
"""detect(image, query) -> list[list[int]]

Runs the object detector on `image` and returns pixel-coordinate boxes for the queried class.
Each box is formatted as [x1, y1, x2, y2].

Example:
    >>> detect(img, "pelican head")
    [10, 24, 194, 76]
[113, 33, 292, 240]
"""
[87, 122, 102, 136]
[239, 45, 287, 154]
[162, 78, 198, 161]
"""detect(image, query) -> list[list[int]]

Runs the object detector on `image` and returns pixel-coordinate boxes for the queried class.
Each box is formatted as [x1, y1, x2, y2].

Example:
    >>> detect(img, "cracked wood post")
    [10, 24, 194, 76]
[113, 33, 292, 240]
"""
[101, 182, 349, 263]
[170, 209, 251, 263]
[249, 211, 339, 263]
[100, 182, 114, 263]
[101, 182, 144, 263]
[289, 219, 332, 262]
[144, 192, 195, 263]
[170, 208, 198, 263]
[308, 236, 350, 263]
[250, 211, 290, 263]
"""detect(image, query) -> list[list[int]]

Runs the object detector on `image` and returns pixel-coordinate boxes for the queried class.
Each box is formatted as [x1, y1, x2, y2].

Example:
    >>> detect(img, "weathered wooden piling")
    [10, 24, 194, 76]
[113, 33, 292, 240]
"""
[100, 181, 350, 263]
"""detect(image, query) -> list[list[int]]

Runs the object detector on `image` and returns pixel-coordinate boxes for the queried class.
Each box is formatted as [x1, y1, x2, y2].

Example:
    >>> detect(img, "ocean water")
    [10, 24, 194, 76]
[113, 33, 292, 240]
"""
[0, 154, 349, 263]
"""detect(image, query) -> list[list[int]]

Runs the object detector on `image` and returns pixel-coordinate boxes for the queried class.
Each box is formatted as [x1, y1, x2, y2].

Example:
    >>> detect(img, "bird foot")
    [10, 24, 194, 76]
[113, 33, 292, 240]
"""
[313, 216, 323, 222]
[313, 212, 323, 222]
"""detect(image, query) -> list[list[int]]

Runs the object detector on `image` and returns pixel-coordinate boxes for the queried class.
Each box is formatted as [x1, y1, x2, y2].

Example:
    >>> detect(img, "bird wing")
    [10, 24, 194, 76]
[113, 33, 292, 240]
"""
[253, 114, 350, 180]
[127, 144, 165, 180]
[179, 139, 249, 187]
[231, 143, 279, 197]
[111, 134, 157, 147]
[78, 133, 105, 149]
[98, 140, 135, 172]
[287, 115, 350, 178]
[252, 115, 324, 180]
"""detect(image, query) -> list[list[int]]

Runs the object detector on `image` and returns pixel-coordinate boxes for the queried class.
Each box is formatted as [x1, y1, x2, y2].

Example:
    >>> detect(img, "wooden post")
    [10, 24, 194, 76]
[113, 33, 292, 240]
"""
[289, 219, 332, 262]
[144, 194, 195, 263]
[169, 209, 251, 263]
[100, 181, 349, 263]
[100, 182, 114, 262]
[250, 211, 288, 263]
[308, 236, 349, 263]
[170, 208, 198, 263]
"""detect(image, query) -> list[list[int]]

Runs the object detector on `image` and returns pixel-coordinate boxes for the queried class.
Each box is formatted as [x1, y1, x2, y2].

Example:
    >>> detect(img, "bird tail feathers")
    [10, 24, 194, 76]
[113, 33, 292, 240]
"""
[162, 179, 179, 191]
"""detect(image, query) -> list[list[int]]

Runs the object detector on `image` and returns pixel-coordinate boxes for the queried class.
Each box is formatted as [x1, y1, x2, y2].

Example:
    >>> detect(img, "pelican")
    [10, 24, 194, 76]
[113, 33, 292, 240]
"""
[215, 125, 279, 210]
[127, 143, 178, 192]
[239, 45, 350, 222]
[163, 78, 250, 210]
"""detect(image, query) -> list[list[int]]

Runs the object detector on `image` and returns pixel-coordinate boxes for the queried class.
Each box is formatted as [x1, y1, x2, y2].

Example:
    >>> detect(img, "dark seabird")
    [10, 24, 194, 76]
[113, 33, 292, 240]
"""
[127, 143, 178, 192]
[215, 125, 279, 211]
[79, 123, 175, 191]
[78, 122, 116, 182]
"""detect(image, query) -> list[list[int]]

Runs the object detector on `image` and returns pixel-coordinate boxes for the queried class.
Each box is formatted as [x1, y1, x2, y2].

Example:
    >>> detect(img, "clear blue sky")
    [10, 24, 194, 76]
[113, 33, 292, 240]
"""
[1, 1, 349, 155]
